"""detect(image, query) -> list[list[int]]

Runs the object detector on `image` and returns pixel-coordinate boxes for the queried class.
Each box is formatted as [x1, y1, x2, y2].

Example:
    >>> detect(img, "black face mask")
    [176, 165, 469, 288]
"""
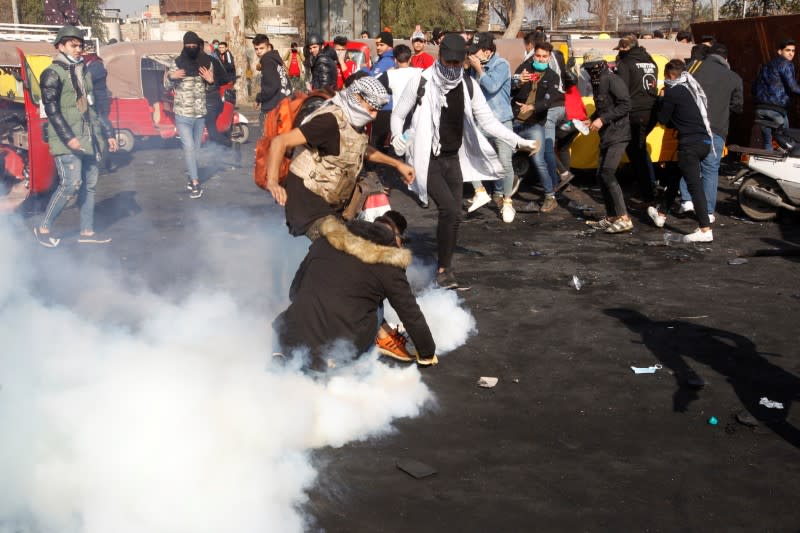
[184, 46, 200, 60]
[583, 60, 607, 79]
[617, 49, 630, 58]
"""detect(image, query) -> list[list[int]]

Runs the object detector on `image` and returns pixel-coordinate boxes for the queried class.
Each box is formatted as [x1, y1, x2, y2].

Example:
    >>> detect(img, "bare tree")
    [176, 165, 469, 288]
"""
[476, 0, 491, 30]
[491, 0, 512, 28]
[586, 0, 615, 31]
[222, 0, 247, 98]
[502, 0, 527, 38]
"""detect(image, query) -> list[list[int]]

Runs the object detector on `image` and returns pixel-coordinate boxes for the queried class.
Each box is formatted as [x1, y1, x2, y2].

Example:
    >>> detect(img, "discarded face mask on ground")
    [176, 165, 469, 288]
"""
[759, 397, 784, 409]
[630, 364, 663, 374]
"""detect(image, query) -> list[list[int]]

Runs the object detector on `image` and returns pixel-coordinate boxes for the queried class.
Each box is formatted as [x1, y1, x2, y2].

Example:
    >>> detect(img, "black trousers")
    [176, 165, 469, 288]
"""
[626, 110, 656, 200]
[661, 142, 711, 227]
[370, 110, 391, 150]
[426, 154, 463, 270]
[597, 141, 628, 217]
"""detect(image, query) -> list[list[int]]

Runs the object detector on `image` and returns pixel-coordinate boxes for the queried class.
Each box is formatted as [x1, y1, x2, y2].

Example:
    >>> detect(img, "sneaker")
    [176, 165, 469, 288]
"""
[683, 228, 713, 243]
[501, 199, 516, 223]
[436, 270, 459, 290]
[647, 206, 666, 228]
[416, 354, 439, 367]
[554, 170, 575, 192]
[605, 218, 634, 234]
[33, 227, 60, 248]
[678, 200, 695, 214]
[467, 188, 491, 213]
[186, 180, 193, 191]
[586, 217, 613, 229]
[376, 330, 415, 362]
[78, 233, 112, 244]
[190, 182, 203, 199]
[708, 214, 716, 224]
[541, 195, 558, 213]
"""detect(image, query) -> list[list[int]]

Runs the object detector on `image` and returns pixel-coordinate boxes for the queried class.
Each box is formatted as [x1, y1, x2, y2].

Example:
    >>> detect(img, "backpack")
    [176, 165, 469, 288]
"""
[253, 90, 332, 190]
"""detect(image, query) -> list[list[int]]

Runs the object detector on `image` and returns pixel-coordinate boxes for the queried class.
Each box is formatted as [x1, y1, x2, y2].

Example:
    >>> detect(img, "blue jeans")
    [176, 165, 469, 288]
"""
[41, 153, 99, 234]
[515, 108, 563, 195]
[679, 134, 724, 214]
[489, 120, 516, 196]
[175, 114, 205, 182]
[756, 108, 789, 150]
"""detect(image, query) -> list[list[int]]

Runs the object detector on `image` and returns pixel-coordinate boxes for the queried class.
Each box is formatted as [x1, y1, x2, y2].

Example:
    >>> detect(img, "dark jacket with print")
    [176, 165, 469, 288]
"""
[614, 46, 658, 114]
[590, 70, 631, 147]
[511, 64, 564, 125]
[275, 218, 436, 365]
[257, 50, 291, 112]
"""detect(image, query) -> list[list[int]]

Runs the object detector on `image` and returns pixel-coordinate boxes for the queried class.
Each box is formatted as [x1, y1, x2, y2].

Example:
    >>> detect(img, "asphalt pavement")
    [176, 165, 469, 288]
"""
[19, 136, 800, 532]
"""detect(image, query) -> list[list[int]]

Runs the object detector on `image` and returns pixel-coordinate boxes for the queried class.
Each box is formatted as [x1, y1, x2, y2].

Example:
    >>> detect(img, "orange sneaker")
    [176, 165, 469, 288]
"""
[376, 330, 415, 362]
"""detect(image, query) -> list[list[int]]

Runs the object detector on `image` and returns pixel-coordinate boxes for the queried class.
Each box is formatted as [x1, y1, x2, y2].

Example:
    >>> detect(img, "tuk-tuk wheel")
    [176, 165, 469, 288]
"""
[116, 129, 135, 152]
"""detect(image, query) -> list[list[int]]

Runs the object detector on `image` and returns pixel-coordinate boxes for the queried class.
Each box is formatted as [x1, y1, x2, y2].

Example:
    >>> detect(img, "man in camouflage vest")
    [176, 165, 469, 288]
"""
[34, 25, 118, 247]
[165, 31, 215, 199]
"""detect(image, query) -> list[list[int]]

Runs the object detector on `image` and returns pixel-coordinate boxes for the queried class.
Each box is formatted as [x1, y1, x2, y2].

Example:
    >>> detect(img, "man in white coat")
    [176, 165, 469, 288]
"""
[390, 33, 538, 289]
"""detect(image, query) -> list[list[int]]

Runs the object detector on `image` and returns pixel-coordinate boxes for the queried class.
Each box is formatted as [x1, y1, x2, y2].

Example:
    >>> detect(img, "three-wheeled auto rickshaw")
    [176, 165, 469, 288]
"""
[102, 41, 250, 152]
[0, 43, 56, 212]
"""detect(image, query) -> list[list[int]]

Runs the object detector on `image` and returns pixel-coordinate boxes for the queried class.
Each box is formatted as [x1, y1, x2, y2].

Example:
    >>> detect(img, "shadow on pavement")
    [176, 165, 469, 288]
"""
[94, 191, 142, 232]
[604, 307, 800, 449]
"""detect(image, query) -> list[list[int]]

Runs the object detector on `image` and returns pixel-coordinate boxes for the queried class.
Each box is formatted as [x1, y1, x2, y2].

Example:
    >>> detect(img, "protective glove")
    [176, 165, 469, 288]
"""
[391, 134, 408, 156]
[517, 138, 539, 154]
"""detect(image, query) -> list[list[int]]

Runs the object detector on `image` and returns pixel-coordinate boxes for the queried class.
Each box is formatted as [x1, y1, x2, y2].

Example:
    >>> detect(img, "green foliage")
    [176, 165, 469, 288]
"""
[0, 0, 13, 23]
[720, 0, 800, 16]
[14, 0, 105, 40]
[77, 0, 107, 41]
[381, 0, 467, 38]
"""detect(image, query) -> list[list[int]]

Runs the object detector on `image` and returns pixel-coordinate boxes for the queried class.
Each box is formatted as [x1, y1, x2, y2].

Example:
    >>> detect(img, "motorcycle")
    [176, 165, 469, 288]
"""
[727, 128, 800, 221]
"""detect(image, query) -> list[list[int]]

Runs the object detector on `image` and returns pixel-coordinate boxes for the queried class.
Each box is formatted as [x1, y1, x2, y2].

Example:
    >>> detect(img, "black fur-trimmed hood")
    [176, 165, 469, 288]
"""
[320, 218, 411, 269]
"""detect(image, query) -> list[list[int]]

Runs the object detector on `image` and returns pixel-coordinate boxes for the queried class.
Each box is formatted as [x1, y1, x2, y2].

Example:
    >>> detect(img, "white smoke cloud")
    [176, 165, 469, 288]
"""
[0, 209, 471, 533]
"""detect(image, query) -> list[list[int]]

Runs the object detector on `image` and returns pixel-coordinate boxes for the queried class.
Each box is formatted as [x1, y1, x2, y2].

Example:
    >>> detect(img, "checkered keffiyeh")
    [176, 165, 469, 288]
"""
[347, 76, 389, 111]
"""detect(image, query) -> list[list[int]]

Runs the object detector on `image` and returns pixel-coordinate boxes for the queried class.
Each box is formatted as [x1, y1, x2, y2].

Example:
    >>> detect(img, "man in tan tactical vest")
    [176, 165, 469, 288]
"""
[264, 75, 414, 240]
[264, 75, 421, 363]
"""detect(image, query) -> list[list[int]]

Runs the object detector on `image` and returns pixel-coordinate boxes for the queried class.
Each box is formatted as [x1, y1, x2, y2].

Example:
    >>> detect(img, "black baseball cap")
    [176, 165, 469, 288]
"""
[472, 31, 495, 50]
[376, 31, 393, 47]
[440, 33, 467, 62]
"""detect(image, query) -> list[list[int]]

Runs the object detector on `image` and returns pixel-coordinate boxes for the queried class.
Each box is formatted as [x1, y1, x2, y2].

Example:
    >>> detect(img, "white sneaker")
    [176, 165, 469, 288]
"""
[683, 229, 714, 243]
[678, 200, 695, 214]
[708, 214, 715, 224]
[647, 206, 666, 228]
[501, 200, 516, 223]
[467, 188, 492, 213]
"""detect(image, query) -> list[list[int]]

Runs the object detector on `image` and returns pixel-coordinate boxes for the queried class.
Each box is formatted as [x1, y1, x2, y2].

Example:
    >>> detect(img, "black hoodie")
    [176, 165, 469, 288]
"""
[257, 50, 291, 112]
[688, 53, 743, 138]
[176, 31, 211, 75]
[615, 46, 658, 114]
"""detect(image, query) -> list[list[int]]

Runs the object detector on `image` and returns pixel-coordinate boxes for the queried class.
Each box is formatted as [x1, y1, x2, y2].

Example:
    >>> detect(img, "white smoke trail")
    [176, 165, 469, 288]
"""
[0, 210, 471, 533]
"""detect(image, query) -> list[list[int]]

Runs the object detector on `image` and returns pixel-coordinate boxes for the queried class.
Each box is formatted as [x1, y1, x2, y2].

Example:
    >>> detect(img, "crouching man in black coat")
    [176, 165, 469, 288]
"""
[274, 213, 438, 372]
